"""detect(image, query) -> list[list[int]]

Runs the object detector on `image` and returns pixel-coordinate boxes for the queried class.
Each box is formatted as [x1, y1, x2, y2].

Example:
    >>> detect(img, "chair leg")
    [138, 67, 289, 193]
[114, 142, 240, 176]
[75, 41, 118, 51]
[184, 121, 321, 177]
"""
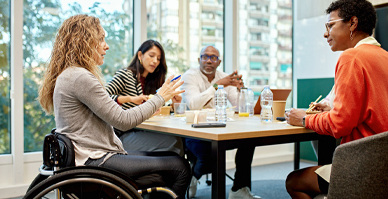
[225, 173, 234, 181]
[206, 174, 212, 186]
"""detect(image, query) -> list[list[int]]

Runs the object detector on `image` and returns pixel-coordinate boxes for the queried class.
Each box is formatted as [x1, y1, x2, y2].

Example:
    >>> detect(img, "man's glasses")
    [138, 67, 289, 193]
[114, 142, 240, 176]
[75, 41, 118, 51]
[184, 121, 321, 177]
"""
[325, 19, 344, 33]
[200, 55, 219, 62]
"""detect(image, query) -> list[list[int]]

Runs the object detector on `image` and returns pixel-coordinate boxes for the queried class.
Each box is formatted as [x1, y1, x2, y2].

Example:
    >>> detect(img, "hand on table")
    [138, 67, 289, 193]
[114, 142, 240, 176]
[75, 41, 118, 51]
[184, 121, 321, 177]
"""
[117, 95, 148, 105]
[216, 70, 244, 88]
[152, 108, 161, 117]
[285, 108, 306, 127]
[131, 95, 149, 105]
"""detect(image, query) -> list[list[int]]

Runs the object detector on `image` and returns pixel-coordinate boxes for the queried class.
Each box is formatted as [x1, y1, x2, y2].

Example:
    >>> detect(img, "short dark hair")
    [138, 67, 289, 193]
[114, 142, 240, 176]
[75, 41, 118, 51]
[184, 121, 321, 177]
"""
[326, 0, 376, 36]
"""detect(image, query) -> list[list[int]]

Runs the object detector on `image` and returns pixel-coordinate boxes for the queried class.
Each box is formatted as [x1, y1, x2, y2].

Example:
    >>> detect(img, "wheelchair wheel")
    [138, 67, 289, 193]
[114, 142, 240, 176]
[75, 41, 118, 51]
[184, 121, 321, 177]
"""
[24, 168, 142, 199]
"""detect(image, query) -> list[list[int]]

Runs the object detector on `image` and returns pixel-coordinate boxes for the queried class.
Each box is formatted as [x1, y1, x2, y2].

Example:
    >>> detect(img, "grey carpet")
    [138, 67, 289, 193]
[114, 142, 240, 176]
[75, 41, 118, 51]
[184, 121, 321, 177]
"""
[193, 179, 290, 199]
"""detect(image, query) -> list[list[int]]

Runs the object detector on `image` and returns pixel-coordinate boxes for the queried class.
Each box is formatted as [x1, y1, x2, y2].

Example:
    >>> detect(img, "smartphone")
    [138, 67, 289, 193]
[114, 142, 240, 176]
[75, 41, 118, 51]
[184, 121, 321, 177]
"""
[276, 117, 286, 121]
[191, 123, 226, 128]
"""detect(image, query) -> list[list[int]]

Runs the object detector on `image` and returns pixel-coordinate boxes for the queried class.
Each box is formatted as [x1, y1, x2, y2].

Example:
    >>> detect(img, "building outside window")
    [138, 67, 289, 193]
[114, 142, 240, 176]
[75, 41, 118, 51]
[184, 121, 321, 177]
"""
[238, 0, 292, 104]
[22, 0, 133, 152]
[0, 0, 11, 154]
[147, 0, 224, 73]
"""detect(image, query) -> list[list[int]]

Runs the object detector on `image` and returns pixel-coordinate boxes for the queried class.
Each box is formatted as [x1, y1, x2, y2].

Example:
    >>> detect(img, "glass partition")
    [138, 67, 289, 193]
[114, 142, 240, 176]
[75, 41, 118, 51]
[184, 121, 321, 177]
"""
[238, 0, 292, 102]
[0, 0, 11, 154]
[23, 0, 134, 152]
[147, 0, 224, 76]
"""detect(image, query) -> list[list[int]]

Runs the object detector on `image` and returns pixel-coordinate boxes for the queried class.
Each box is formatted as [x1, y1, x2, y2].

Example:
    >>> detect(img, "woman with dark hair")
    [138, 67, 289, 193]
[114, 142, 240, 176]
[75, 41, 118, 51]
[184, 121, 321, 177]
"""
[106, 40, 184, 156]
[38, 15, 190, 199]
[285, 0, 388, 198]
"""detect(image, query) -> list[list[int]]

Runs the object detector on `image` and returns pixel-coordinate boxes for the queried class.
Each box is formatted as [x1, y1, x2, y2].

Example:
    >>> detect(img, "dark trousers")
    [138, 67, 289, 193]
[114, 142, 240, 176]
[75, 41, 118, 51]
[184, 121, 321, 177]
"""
[85, 151, 191, 199]
[185, 138, 255, 190]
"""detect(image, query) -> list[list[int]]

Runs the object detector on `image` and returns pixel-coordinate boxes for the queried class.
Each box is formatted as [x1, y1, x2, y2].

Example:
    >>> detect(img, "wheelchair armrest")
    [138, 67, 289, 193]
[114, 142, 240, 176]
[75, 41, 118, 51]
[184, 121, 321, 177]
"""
[43, 134, 61, 167]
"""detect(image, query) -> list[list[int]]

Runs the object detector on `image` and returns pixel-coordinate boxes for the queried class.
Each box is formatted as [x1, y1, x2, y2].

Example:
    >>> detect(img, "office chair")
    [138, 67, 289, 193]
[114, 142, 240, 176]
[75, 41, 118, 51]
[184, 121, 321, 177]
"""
[314, 131, 388, 199]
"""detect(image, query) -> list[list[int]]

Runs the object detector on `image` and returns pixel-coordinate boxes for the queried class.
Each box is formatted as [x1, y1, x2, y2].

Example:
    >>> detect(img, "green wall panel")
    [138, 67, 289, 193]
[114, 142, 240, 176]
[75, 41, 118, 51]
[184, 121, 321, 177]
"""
[297, 78, 334, 161]
[300, 141, 317, 161]
[297, 78, 334, 109]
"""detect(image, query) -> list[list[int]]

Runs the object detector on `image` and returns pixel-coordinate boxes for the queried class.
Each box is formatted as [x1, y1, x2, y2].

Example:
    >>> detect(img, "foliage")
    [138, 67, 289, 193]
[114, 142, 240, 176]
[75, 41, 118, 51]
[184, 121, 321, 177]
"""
[147, 24, 189, 74]
[22, 0, 62, 152]
[0, 0, 10, 154]
[0, 0, 187, 153]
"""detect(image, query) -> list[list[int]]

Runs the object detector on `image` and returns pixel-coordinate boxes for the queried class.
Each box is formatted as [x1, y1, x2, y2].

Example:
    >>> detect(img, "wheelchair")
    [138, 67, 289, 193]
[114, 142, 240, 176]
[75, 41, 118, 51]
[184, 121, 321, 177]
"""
[24, 129, 177, 199]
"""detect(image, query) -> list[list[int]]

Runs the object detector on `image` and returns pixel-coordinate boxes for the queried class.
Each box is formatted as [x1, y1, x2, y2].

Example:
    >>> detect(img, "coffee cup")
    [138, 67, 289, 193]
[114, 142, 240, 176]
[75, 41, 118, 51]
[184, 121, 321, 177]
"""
[272, 101, 286, 120]
[186, 110, 207, 123]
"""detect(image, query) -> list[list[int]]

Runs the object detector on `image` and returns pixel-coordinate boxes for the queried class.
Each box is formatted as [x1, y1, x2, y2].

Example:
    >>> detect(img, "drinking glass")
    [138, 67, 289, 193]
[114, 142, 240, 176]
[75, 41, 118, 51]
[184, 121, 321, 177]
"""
[174, 103, 187, 117]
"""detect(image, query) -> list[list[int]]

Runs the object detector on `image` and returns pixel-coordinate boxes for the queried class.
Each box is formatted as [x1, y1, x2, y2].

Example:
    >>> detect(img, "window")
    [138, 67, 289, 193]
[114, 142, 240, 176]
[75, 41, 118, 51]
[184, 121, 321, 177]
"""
[280, 64, 291, 74]
[250, 46, 269, 56]
[23, 0, 134, 152]
[248, 18, 269, 27]
[250, 62, 262, 70]
[249, 77, 269, 86]
[250, 62, 269, 71]
[202, 27, 216, 36]
[0, 0, 11, 154]
[147, 0, 224, 74]
[238, 0, 292, 101]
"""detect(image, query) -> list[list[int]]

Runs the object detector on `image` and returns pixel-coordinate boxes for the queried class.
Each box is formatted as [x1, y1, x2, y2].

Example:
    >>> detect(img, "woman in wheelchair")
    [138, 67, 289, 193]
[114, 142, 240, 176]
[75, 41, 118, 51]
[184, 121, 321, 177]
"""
[35, 14, 191, 199]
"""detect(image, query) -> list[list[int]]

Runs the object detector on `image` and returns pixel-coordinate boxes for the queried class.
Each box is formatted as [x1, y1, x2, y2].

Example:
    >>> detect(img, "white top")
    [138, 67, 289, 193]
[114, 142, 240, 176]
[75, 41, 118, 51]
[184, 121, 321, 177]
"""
[181, 68, 239, 110]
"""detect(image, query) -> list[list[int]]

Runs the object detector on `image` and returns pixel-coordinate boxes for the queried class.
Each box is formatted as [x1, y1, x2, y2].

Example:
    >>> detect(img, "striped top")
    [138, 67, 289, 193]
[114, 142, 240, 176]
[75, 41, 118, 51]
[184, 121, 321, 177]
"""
[106, 69, 142, 110]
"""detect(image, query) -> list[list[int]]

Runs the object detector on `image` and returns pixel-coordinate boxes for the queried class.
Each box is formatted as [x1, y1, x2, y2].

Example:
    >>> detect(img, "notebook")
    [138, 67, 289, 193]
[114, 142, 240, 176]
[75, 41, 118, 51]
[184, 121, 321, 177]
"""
[254, 89, 292, 114]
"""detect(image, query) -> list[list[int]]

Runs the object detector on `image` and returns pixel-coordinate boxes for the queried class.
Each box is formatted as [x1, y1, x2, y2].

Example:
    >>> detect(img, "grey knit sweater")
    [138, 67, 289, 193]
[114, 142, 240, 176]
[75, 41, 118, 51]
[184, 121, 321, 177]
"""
[53, 66, 165, 161]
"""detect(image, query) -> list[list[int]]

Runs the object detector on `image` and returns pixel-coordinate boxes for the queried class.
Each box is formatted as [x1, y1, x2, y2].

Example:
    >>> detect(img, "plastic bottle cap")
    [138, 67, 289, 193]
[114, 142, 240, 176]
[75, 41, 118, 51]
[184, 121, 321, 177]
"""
[218, 85, 224, 89]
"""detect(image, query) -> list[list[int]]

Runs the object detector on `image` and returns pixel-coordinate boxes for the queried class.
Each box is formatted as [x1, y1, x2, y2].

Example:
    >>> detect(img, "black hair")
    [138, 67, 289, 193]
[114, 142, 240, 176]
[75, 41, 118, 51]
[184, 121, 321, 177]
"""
[127, 39, 167, 95]
[326, 0, 376, 36]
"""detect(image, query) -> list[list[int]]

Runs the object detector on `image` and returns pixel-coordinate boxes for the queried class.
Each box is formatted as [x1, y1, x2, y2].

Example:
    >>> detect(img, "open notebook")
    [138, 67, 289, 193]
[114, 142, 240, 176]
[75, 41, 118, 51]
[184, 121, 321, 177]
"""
[254, 89, 292, 114]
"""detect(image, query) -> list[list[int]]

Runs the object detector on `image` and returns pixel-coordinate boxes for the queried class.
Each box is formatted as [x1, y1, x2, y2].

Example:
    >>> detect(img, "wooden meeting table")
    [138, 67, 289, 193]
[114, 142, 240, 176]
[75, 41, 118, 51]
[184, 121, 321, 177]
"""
[134, 115, 336, 199]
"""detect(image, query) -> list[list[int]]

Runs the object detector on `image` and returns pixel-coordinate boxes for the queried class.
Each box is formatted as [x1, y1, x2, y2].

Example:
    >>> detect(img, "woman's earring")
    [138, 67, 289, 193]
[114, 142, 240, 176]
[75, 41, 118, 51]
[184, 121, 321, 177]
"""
[139, 59, 143, 65]
[350, 31, 354, 40]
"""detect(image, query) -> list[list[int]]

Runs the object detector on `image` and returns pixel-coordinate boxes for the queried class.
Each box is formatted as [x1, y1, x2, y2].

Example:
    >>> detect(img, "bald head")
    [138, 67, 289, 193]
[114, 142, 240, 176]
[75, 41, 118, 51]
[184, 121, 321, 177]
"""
[200, 46, 220, 57]
[198, 45, 222, 76]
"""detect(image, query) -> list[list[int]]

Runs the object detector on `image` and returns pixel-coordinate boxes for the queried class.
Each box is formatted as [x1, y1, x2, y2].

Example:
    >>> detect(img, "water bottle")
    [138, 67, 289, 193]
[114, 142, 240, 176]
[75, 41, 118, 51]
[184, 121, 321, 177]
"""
[260, 86, 273, 122]
[215, 85, 227, 123]
[247, 88, 255, 116]
[238, 88, 249, 117]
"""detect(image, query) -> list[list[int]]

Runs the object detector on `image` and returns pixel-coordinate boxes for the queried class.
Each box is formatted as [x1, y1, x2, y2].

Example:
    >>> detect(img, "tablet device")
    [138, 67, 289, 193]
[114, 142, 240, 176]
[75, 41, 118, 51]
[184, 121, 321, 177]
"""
[254, 89, 291, 114]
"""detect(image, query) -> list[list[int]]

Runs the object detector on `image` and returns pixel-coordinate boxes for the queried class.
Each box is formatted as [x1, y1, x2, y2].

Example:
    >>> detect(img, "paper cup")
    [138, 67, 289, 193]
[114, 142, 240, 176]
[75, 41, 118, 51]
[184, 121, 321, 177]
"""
[272, 101, 286, 120]
[157, 106, 171, 118]
[186, 110, 207, 123]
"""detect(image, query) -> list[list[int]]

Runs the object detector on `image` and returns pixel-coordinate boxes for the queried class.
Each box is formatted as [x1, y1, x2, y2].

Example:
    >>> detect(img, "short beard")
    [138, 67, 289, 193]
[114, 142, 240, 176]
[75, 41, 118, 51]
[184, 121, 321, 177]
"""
[201, 69, 214, 75]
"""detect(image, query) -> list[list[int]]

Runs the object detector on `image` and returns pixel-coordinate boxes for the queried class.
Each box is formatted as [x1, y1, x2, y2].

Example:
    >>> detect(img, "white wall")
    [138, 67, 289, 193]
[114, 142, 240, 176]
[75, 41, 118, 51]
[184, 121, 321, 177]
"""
[292, 0, 388, 106]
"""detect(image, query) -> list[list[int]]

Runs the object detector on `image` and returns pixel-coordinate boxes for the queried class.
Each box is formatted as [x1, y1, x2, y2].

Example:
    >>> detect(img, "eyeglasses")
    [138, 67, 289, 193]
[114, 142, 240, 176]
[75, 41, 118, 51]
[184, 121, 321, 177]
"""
[325, 19, 344, 33]
[200, 55, 219, 62]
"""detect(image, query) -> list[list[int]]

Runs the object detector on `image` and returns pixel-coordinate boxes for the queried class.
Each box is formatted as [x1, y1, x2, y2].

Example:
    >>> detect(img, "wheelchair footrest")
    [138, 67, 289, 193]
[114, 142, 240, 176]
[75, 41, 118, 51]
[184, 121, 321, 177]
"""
[138, 187, 177, 199]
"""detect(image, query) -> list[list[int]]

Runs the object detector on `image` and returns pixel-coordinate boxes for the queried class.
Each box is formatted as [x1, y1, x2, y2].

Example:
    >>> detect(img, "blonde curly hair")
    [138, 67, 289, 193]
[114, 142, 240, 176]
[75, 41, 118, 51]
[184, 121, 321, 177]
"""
[38, 14, 105, 114]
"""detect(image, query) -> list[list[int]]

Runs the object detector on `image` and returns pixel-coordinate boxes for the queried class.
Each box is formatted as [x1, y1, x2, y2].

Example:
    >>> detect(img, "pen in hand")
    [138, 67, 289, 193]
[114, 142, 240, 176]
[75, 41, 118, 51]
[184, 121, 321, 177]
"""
[170, 75, 181, 82]
[156, 75, 181, 92]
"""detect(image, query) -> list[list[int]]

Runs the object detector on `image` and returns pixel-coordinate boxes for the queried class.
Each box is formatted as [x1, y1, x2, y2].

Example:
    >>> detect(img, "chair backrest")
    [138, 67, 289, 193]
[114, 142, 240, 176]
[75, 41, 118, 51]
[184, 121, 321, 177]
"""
[327, 131, 388, 199]
[43, 129, 75, 168]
